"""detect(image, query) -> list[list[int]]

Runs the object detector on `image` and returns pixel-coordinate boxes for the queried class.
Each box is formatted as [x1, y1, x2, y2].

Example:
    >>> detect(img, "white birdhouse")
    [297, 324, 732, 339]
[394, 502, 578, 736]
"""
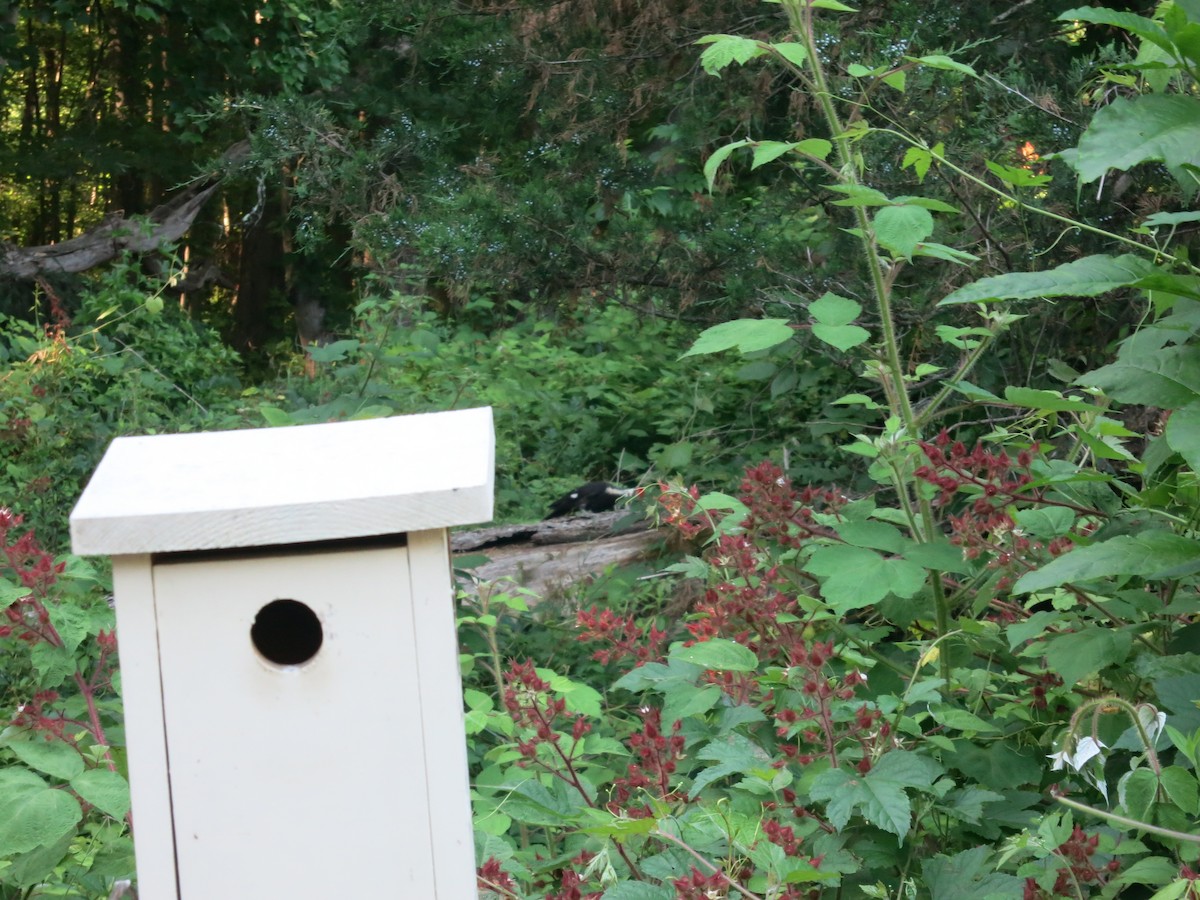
[70, 408, 494, 899]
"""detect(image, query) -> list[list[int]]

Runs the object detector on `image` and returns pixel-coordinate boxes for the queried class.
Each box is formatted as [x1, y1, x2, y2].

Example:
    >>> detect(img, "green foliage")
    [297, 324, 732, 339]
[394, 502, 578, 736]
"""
[0, 262, 244, 547]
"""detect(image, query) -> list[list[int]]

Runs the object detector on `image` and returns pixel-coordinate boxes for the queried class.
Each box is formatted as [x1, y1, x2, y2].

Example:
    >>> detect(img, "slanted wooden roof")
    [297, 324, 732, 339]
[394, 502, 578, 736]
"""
[70, 407, 494, 555]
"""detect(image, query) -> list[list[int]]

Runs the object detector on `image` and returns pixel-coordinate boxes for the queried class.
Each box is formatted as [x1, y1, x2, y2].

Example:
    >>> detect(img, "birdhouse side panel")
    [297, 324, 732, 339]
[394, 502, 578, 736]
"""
[110, 556, 179, 899]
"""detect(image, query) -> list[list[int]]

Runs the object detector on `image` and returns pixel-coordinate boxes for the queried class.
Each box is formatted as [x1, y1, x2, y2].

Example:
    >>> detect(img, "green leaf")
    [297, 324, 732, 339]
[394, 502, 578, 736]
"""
[70, 769, 130, 821]
[810, 751, 943, 839]
[682, 318, 793, 357]
[696, 35, 766, 76]
[1003, 386, 1100, 413]
[703, 139, 749, 191]
[769, 42, 808, 69]
[1166, 401, 1200, 471]
[908, 54, 977, 77]
[922, 846, 1025, 899]
[671, 638, 758, 672]
[46, 602, 91, 654]
[1058, 8, 1176, 59]
[985, 159, 1052, 188]
[1014, 531, 1200, 593]
[940, 254, 1157, 304]
[874, 205, 934, 259]
[1083, 345, 1200, 408]
[835, 520, 906, 553]
[810, 292, 861, 326]
[1068, 95, 1200, 186]
[503, 779, 578, 827]
[8, 740, 85, 780]
[305, 339, 360, 363]
[1144, 211, 1200, 228]
[807, 546, 926, 612]
[29, 643, 75, 690]
[690, 732, 773, 796]
[812, 323, 871, 351]
[827, 184, 892, 207]
[1159, 765, 1200, 815]
[599, 881, 675, 899]
[0, 769, 82, 856]
[259, 405, 296, 427]
[751, 141, 803, 169]
[1042, 626, 1133, 686]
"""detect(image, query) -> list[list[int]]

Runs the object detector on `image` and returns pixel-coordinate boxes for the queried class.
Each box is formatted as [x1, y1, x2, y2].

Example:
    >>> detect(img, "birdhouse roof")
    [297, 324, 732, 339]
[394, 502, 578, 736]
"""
[70, 407, 494, 555]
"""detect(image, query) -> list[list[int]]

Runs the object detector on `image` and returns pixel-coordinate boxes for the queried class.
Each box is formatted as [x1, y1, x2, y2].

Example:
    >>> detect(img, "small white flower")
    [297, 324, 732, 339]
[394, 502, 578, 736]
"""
[1048, 735, 1106, 772]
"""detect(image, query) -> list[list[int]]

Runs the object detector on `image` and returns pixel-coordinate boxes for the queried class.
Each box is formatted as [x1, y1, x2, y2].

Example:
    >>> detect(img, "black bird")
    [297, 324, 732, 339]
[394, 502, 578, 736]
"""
[545, 482, 639, 519]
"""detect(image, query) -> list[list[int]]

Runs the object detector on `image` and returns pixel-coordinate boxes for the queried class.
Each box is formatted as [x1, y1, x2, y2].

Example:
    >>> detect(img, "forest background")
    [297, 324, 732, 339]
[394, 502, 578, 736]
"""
[4, 0, 1200, 897]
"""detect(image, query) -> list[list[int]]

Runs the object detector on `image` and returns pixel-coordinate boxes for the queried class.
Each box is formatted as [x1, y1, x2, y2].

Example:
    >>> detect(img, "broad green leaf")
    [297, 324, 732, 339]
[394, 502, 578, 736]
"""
[769, 41, 808, 69]
[827, 184, 892, 207]
[704, 139, 749, 190]
[1014, 531, 1200, 592]
[922, 846, 1025, 899]
[915, 242, 981, 265]
[682, 318, 793, 357]
[0, 769, 81, 856]
[259, 405, 296, 427]
[1083, 345, 1200, 408]
[947, 740, 1043, 790]
[46, 602, 90, 654]
[503, 779, 579, 827]
[810, 751, 943, 839]
[812, 323, 871, 351]
[600, 880, 674, 899]
[903, 146, 934, 182]
[1166, 401, 1200, 472]
[985, 159, 1052, 188]
[305, 339, 360, 363]
[895, 195, 960, 213]
[30, 643, 75, 690]
[70, 769, 130, 821]
[751, 141, 803, 169]
[1003, 386, 1100, 413]
[874, 205, 933, 259]
[810, 292, 861, 326]
[834, 520, 906, 553]
[671, 638, 758, 672]
[1058, 8, 1175, 57]
[901, 539, 972, 574]
[940, 254, 1157, 304]
[691, 732, 773, 796]
[661, 683, 724, 728]
[696, 35, 766, 76]
[1159, 765, 1200, 815]
[1068, 95, 1200, 185]
[8, 740, 85, 780]
[1144, 211, 1200, 228]
[1042, 626, 1134, 686]
[807, 545, 926, 612]
[907, 54, 977, 76]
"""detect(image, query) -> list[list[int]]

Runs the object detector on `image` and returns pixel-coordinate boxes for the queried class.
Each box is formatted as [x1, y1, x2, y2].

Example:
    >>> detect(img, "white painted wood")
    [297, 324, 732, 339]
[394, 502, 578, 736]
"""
[408, 530, 477, 897]
[70, 407, 494, 554]
[109, 557, 178, 900]
[152, 545, 452, 898]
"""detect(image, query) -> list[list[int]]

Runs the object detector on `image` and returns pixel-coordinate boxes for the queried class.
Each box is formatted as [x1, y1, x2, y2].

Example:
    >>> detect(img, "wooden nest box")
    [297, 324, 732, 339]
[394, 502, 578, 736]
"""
[70, 408, 495, 899]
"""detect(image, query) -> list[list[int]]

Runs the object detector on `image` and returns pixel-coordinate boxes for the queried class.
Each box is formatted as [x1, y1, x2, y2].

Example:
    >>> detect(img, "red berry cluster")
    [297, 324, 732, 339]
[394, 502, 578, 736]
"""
[502, 659, 592, 768]
[1024, 825, 1120, 897]
[914, 433, 1087, 593]
[607, 707, 686, 817]
[575, 606, 666, 666]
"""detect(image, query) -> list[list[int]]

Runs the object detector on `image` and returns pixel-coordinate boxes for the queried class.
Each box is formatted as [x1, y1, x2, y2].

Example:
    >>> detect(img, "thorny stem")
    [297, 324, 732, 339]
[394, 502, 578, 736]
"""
[651, 828, 765, 900]
[781, 0, 951, 670]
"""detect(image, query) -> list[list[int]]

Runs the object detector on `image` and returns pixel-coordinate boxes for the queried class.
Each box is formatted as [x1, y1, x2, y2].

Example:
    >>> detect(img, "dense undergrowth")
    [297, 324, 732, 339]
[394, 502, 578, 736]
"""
[5, 1, 1200, 898]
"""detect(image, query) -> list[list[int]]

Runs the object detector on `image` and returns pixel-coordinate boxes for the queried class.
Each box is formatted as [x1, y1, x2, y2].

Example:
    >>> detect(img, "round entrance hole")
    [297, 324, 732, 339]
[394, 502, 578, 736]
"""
[251, 598, 323, 666]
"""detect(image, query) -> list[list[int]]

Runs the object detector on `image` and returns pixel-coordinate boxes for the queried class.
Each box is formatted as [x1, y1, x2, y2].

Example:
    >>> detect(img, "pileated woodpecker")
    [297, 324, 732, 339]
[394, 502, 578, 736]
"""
[545, 482, 640, 519]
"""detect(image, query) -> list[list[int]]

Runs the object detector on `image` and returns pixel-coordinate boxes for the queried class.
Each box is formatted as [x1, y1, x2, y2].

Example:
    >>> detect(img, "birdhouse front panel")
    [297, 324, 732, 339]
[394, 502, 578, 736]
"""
[151, 541, 438, 897]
